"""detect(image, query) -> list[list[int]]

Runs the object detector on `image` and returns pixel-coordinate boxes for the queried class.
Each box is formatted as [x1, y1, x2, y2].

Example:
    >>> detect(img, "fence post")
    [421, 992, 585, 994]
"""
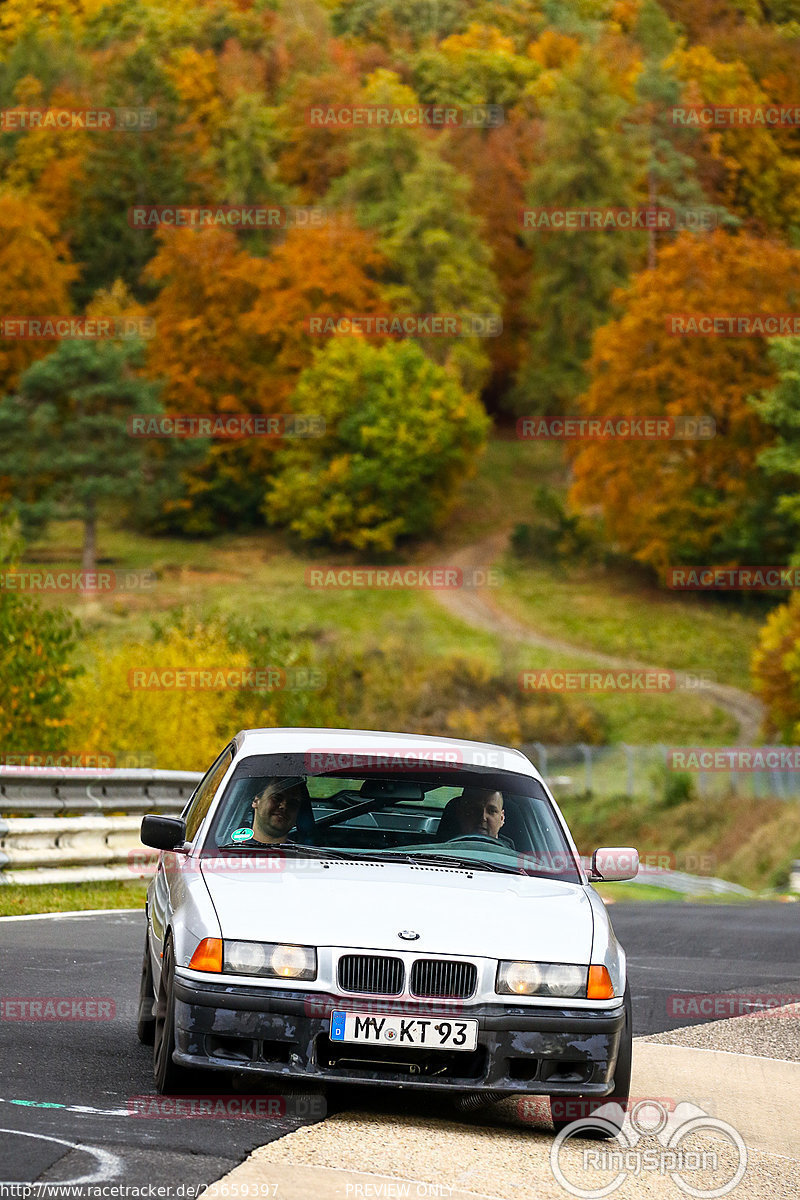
[622, 744, 634, 797]
[578, 744, 592, 793]
[531, 743, 548, 782]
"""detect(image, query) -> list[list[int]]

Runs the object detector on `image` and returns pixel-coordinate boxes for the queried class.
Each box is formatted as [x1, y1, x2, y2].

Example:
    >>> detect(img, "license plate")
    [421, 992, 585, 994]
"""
[329, 1010, 478, 1051]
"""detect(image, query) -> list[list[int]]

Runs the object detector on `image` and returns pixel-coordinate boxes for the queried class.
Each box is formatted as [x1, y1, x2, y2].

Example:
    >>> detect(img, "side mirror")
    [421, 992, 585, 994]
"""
[589, 847, 639, 882]
[141, 814, 186, 851]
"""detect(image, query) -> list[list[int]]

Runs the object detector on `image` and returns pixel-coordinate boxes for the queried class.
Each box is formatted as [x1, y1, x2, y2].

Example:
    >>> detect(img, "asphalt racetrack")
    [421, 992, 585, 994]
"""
[1, 904, 797, 1194]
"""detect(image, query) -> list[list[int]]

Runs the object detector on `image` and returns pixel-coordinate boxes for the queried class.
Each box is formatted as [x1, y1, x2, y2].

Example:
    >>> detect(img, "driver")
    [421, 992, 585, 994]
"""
[251, 777, 308, 844]
[451, 787, 506, 839]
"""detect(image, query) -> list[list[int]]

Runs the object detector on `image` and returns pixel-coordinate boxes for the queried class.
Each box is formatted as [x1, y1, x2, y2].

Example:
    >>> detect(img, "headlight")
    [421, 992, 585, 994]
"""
[224, 940, 316, 981]
[496, 960, 588, 998]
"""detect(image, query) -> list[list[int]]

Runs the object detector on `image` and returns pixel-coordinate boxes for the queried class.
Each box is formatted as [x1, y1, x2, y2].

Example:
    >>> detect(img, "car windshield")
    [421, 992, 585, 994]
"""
[201, 751, 581, 883]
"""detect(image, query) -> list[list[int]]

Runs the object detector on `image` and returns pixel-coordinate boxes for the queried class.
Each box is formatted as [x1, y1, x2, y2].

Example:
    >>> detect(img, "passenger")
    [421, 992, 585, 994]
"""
[439, 787, 511, 843]
[250, 777, 308, 844]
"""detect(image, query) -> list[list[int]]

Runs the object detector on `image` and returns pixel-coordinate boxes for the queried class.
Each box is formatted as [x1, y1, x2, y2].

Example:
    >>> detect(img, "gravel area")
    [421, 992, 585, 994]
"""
[235, 1106, 800, 1200]
[644, 1001, 800, 1061]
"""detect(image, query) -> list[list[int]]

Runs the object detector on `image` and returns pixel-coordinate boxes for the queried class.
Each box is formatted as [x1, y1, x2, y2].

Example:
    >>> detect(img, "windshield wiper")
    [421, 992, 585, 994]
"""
[384, 851, 525, 875]
[212, 843, 386, 864]
[212, 844, 523, 873]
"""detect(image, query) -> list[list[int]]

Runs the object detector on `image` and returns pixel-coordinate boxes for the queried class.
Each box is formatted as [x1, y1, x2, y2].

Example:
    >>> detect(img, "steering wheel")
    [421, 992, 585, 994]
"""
[445, 834, 500, 845]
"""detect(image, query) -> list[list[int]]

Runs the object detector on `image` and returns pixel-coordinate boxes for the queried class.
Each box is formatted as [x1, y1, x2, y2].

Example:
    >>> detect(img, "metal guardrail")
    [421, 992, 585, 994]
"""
[0, 765, 757, 894]
[0, 767, 201, 885]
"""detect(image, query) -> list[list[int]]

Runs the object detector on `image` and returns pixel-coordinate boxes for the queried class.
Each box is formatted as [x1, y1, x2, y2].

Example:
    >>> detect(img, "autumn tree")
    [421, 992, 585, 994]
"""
[144, 222, 384, 531]
[265, 339, 490, 551]
[669, 44, 800, 235]
[0, 190, 77, 394]
[329, 71, 502, 393]
[631, 0, 735, 269]
[412, 23, 538, 108]
[749, 338, 800, 551]
[568, 231, 800, 578]
[0, 521, 80, 755]
[513, 49, 643, 413]
[275, 58, 363, 202]
[326, 69, 427, 231]
[0, 338, 163, 572]
[377, 148, 503, 393]
[752, 595, 800, 744]
[445, 118, 540, 407]
[332, 0, 472, 47]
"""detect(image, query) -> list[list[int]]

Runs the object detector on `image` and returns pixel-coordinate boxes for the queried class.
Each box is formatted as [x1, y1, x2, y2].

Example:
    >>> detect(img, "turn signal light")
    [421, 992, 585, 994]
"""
[587, 965, 615, 1000]
[189, 937, 223, 972]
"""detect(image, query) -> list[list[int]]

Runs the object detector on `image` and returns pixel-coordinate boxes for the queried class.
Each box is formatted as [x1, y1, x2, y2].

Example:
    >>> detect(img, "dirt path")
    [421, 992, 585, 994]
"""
[434, 532, 764, 744]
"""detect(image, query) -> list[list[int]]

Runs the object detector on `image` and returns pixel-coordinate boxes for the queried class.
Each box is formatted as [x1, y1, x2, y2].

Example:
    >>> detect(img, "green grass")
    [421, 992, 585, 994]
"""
[14, 434, 762, 748]
[0, 880, 148, 917]
[495, 559, 764, 691]
[594, 883, 759, 904]
[0, 878, 765, 918]
[509, 641, 738, 745]
[434, 434, 567, 548]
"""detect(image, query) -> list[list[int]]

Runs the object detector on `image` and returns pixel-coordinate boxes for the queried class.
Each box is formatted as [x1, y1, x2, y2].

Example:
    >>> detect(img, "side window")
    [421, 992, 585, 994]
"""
[184, 745, 235, 842]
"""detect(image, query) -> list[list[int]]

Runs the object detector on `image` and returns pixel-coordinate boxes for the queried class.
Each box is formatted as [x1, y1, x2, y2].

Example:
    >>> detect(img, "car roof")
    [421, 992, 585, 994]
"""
[232, 727, 544, 783]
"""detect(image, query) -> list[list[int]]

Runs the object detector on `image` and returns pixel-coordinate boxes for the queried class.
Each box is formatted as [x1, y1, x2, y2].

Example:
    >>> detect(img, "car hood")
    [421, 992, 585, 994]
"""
[201, 858, 594, 962]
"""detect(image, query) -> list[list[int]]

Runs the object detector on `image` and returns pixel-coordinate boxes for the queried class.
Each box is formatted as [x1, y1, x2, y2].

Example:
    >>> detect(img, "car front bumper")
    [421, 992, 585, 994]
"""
[172, 976, 626, 1095]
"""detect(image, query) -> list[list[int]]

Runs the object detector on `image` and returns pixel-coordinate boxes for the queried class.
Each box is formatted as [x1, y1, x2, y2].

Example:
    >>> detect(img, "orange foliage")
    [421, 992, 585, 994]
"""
[568, 231, 800, 576]
[0, 191, 78, 393]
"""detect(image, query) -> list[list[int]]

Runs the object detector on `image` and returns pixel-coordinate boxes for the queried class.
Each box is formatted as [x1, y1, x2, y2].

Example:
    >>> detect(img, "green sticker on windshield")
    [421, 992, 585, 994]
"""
[230, 827, 254, 842]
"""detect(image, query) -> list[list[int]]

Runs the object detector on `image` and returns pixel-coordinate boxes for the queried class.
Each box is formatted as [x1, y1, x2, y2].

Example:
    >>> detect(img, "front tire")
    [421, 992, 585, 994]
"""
[153, 938, 192, 1094]
[136, 926, 156, 1045]
[550, 982, 632, 1139]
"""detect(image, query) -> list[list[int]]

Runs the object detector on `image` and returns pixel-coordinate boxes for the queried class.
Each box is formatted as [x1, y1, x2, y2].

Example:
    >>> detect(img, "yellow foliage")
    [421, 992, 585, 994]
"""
[752, 595, 800, 743]
[68, 624, 276, 771]
[527, 31, 581, 71]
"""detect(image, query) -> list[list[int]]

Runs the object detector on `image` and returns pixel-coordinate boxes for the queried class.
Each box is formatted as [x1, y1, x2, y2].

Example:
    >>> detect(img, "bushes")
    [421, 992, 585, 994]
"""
[0, 527, 79, 754]
[752, 592, 800, 742]
[511, 485, 602, 565]
[265, 339, 490, 552]
[67, 616, 265, 771]
[66, 617, 606, 769]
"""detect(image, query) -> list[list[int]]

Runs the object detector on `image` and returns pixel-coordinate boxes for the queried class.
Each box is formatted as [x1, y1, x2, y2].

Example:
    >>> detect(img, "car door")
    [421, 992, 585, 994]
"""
[149, 743, 235, 976]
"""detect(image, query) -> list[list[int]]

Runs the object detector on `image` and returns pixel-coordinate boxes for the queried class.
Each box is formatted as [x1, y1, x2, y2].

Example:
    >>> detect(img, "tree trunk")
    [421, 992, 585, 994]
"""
[82, 500, 97, 578]
[648, 169, 657, 272]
